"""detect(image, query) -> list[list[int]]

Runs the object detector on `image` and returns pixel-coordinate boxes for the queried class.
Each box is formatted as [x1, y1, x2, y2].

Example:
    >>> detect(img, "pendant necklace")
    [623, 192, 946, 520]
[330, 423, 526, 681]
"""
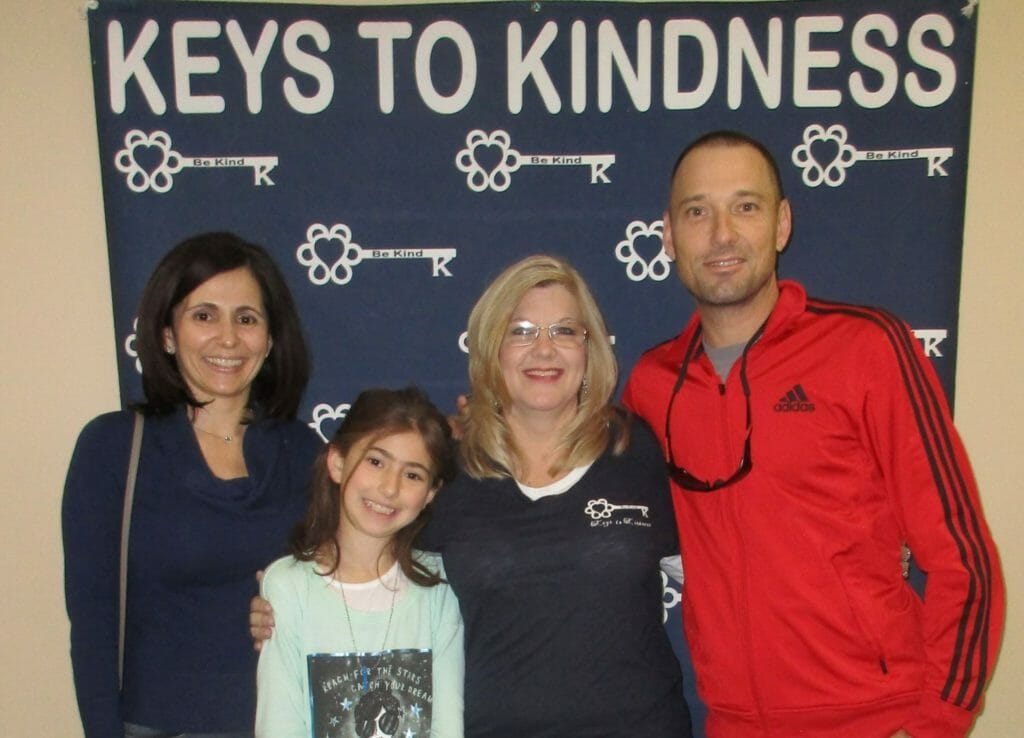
[338, 571, 398, 692]
[192, 424, 238, 443]
[189, 409, 243, 443]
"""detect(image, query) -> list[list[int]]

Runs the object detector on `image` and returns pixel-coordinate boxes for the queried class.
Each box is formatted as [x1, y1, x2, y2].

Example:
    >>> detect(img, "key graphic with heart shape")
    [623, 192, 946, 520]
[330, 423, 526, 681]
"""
[615, 219, 673, 282]
[296, 223, 456, 287]
[791, 123, 954, 188]
[308, 402, 352, 443]
[455, 129, 615, 192]
[114, 129, 279, 193]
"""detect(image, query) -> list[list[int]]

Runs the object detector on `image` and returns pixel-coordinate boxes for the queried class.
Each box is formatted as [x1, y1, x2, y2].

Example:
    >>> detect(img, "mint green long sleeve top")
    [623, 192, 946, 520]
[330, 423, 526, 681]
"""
[255, 552, 464, 738]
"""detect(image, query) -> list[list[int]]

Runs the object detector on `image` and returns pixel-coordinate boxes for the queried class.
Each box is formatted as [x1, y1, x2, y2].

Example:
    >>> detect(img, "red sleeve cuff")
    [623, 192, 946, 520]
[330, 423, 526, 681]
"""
[901, 692, 979, 738]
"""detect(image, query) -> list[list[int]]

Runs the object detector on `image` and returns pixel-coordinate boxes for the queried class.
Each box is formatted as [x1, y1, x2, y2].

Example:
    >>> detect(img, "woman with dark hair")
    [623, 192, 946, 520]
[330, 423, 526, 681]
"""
[63, 232, 323, 738]
[132, 232, 310, 418]
[255, 387, 463, 738]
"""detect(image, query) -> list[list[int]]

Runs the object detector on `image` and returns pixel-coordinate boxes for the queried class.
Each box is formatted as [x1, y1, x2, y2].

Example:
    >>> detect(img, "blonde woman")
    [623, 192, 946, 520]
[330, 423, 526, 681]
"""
[252, 255, 692, 736]
[420, 255, 691, 737]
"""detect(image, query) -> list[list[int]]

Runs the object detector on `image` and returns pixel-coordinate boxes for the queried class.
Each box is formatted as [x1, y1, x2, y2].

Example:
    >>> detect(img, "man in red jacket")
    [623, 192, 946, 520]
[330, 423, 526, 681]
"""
[623, 130, 1003, 738]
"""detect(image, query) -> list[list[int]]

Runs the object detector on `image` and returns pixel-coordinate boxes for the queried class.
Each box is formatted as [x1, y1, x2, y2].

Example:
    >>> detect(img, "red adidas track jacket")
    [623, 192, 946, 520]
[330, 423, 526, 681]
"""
[624, 281, 1003, 738]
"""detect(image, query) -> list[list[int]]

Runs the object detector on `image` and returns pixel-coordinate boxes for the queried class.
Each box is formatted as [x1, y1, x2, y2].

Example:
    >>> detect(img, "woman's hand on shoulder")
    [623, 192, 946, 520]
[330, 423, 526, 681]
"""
[447, 394, 469, 440]
[249, 570, 276, 651]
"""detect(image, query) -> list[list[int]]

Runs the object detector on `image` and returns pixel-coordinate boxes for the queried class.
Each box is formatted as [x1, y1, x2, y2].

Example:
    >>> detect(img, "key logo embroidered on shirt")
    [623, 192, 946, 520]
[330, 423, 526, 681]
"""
[773, 384, 816, 412]
[584, 498, 652, 528]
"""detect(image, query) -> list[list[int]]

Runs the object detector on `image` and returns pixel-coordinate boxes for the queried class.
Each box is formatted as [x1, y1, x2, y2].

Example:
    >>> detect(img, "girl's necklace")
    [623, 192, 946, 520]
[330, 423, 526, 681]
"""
[338, 573, 398, 692]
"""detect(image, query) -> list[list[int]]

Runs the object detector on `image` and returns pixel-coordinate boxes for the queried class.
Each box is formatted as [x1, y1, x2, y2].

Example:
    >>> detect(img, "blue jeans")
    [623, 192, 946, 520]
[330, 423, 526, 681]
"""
[123, 723, 252, 738]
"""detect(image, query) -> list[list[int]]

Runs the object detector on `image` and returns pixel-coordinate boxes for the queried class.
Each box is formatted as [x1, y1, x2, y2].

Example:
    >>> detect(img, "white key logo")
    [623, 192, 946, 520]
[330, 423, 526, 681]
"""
[308, 402, 351, 443]
[585, 497, 649, 520]
[455, 129, 615, 192]
[114, 130, 278, 193]
[661, 571, 682, 624]
[297, 223, 456, 286]
[124, 317, 141, 374]
[791, 123, 953, 188]
[615, 220, 673, 282]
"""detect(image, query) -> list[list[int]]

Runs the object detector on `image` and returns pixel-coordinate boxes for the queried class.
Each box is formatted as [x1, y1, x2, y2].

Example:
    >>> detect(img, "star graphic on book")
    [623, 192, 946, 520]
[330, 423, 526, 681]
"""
[410, 703, 423, 718]
[341, 697, 353, 710]
[329, 716, 339, 727]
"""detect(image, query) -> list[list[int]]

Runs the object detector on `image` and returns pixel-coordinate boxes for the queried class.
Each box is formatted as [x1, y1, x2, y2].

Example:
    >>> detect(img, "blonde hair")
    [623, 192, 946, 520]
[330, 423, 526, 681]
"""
[461, 254, 629, 480]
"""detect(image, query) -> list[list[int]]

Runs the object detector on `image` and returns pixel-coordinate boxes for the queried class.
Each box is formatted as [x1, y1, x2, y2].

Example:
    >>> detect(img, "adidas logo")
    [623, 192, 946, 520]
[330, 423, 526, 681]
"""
[774, 384, 816, 412]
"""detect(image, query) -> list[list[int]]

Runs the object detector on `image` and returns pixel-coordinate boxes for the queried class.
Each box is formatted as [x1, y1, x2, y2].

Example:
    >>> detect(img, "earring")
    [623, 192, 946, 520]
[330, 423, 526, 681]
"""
[580, 378, 589, 397]
[164, 343, 176, 355]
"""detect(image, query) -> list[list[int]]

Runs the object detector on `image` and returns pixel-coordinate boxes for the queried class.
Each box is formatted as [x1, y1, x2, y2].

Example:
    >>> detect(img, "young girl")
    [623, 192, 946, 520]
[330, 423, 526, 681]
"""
[255, 387, 463, 738]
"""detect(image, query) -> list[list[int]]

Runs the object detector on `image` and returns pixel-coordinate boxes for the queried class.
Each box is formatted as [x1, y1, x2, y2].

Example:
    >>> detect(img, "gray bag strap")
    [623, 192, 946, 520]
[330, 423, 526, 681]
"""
[119, 412, 144, 690]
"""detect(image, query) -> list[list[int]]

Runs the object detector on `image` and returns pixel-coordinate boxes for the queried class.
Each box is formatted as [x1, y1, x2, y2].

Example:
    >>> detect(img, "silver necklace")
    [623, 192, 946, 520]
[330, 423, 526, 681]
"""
[338, 571, 398, 692]
[192, 424, 237, 442]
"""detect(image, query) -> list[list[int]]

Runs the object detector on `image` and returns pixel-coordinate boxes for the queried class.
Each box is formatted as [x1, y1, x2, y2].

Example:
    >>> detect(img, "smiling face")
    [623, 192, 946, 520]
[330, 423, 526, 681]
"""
[498, 284, 588, 427]
[163, 266, 271, 408]
[330, 430, 438, 547]
[663, 142, 792, 327]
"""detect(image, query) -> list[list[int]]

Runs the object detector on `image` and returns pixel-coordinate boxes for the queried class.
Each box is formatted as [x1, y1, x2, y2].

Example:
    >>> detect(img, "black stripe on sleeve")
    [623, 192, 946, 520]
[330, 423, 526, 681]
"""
[806, 299, 994, 709]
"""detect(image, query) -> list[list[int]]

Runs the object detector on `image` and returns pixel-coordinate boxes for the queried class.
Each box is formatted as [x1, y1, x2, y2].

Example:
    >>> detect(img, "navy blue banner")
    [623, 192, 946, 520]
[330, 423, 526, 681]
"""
[87, 1, 978, 731]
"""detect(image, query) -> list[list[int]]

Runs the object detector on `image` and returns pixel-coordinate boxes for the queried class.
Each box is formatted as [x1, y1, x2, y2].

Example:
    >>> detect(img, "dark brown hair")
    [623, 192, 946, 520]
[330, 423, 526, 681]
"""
[134, 231, 310, 418]
[670, 129, 786, 201]
[289, 386, 456, 587]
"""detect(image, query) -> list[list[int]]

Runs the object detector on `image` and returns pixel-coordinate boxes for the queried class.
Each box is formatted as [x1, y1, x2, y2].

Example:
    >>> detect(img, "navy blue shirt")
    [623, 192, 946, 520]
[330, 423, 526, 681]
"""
[63, 408, 322, 737]
[421, 420, 691, 737]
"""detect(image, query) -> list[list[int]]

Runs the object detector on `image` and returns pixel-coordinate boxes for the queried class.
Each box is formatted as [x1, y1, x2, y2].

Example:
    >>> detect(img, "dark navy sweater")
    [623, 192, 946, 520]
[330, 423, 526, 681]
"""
[420, 422, 691, 737]
[62, 408, 322, 737]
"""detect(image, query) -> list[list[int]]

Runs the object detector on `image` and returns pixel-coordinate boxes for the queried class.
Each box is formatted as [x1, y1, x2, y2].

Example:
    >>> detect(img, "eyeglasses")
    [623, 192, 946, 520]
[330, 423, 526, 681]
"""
[664, 324, 762, 492]
[503, 320, 588, 348]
